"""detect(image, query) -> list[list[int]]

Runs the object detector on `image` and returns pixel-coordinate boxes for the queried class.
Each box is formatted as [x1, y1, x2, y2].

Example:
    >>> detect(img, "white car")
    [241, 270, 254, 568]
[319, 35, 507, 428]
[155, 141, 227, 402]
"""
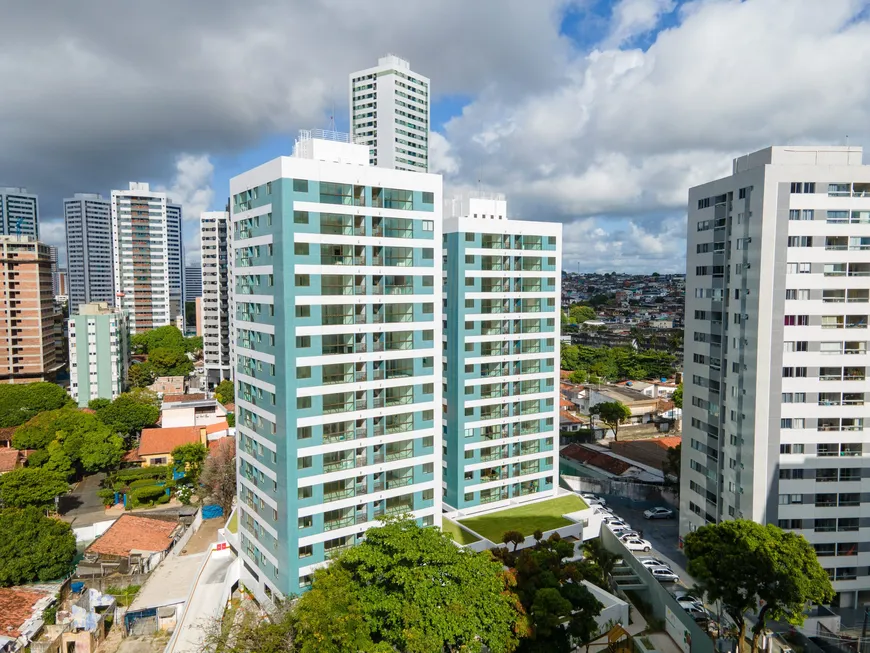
[606, 521, 630, 532]
[618, 531, 642, 541]
[677, 598, 705, 611]
[581, 493, 606, 506]
[623, 538, 653, 552]
[593, 506, 613, 516]
[644, 507, 675, 520]
[650, 567, 680, 583]
[639, 558, 670, 570]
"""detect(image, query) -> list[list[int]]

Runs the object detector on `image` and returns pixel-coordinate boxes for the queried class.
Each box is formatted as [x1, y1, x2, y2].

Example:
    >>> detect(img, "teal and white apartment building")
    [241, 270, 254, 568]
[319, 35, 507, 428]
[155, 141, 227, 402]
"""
[229, 130, 443, 601]
[68, 302, 130, 407]
[442, 194, 562, 513]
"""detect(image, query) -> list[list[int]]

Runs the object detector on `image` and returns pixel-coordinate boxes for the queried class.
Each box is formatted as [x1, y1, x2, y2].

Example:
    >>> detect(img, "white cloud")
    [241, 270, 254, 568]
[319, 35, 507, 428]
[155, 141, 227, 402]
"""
[157, 154, 214, 222]
[429, 131, 460, 176]
[604, 0, 676, 47]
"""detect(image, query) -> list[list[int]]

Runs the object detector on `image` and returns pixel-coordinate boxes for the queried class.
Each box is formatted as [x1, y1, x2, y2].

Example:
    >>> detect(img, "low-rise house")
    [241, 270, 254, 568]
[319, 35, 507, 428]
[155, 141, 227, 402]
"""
[138, 425, 209, 467]
[577, 385, 660, 426]
[79, 514, 181, 576]
[0, 588, 54, 653]
[0, 448, 21, 475]
[149, 376, 187, 397]
[160, 394, 227, 428]
[559, 443, 663, 483]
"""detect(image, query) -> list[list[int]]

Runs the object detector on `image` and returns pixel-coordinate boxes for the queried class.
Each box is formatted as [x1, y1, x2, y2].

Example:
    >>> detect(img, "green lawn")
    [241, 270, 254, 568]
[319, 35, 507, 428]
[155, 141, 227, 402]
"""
[227, 509, 238, 534]
[459, 494, 588, 543]
[441, 518, 480, 545]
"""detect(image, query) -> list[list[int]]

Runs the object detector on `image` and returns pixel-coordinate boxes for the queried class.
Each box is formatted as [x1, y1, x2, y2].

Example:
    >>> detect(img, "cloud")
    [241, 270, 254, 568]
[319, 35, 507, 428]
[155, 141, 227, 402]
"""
[604, 0, 676, 47]
[39, 219, 67, 266]
[429, 132, 460, 176]
[156, 154, 214, 266]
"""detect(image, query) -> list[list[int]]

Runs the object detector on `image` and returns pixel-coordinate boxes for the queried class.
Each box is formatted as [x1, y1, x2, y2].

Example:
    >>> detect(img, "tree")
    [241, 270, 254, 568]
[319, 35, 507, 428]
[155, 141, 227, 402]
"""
[199, 603, 296, 653]
[87, 398, 111, 411]
[0, 507, 76, 585]
[94, 390, 159, 436]
[663, 444, 681, 489]
[672, 382, 683, 409]
[128, 361, 156, 388]
[582, 538, 619, 589]
[569, 305, 595, 324]
[225, 412, 235, 427]
[0, 468, 69, 510]
[685, 521, 834, 653]
[171, 442, 208, 483]
[294, 519, 523, 653]
[214, 379, 235, 405]
[148, 347, 194, 377]
[132, 325, 185, 354]
[200, 438, 236, 515]
[502, 530, 525, 552]
[590, 402, 631, 441]
[184, 335, 203, 355]
[0, 383, 70, 428]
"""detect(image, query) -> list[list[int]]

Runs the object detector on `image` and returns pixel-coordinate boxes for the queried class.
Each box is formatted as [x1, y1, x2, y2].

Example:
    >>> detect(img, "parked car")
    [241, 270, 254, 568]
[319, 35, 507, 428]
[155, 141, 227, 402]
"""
[674, 591, 703, 604]
[581, 493, 606, 506]
[643, 507, 675, 520]
[677, 598, 705, 612]
[623, 538, 653, 552]
[606, 521, 631, 532]
[593, 506, 613, 516]
[639, 558, 670, 570]
[602, 516, 624, 525]
[649, 567, 680, 583]
[618, 531, 642, 541]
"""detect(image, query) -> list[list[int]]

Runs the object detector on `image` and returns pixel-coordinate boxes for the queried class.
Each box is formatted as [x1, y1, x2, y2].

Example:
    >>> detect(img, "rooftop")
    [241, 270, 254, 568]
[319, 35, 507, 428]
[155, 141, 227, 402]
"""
[560, 443, 633, 476]
[205, 420, 230, 435]
[458, 494, 588, 542]
[85, 514, 178, 558]
[0, 448, 20, 473]
[0, 588, 50, 637]
[139, 425, 204, 456]
[163, 393, 206, 404]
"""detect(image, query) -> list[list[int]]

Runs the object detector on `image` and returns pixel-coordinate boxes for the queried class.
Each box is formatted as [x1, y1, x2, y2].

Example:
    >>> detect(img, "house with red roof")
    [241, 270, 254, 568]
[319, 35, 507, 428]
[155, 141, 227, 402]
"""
[80, 514, 181, 575]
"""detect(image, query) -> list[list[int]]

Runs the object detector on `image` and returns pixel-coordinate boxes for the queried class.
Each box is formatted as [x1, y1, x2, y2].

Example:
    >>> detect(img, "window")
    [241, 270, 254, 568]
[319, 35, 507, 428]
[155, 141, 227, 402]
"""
[293, 179, 309, 192]
[296, 305, 310, 318]
[465, 233, 474, 242]
[299, 516, 312, 529]
[423, 220, 434, 231]
[294, 210, 309, 224]
[787, 236, 813, 247]
[422, 191, 434, 204]
[790, 182, 815, 193]
[296, 336, 310, 348]
[294, 242, 309, 255]
[297, 396, 312, 409]
[788, 209, 814, 221]
[298, 486, 312, 500]
[297, 426, 311, 439]
[422, 247, 434, 259]
[298, 545, 312, 558]
[298, 456, 312, 469]
[296, 366, 311, 379]
[295, 274, 310, 287]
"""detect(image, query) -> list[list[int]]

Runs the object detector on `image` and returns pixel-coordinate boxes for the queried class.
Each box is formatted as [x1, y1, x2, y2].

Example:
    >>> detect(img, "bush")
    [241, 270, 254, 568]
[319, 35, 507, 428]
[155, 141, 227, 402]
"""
[114, 466, 170, 482]
[156, 494, 170, 505]
[131, 485, 165, 504]
[97, 488, 117, 507]
[129, 478, 164, 489]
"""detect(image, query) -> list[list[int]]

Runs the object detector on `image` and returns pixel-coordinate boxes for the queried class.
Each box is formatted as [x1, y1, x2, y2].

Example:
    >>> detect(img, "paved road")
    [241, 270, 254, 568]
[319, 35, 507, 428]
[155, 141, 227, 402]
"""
[169, 549, 236, 653]
[59, 473, 106, 526]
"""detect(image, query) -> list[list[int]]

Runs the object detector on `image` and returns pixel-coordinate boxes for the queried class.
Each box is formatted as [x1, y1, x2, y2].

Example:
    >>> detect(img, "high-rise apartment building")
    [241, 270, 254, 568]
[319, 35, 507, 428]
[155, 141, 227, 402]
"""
[64, 193, 114, 315]
[0, 236, 62, 383]
[48, 246, 58, 296]
[167, 203, 185, 323]
[0, 188, 39, 239]
[184, 265, 202, 303]
[349, 55, 430, 172]
[201, 211, 232, 387]
[111, 182, 174, 334]
[443, 193, 562, 512]
[681, 145, 870, 608]
[68, 302, 129, 407]
[230, 130, 442, 602]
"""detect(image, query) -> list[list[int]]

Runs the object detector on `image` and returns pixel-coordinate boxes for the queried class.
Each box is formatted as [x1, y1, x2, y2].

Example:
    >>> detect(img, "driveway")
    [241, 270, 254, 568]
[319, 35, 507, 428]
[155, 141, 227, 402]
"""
[59, 472, 107, 526]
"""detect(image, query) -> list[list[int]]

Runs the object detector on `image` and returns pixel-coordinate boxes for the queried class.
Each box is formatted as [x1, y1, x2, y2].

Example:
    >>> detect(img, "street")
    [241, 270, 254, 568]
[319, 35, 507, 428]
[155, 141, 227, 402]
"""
[58, 472, 107, 526]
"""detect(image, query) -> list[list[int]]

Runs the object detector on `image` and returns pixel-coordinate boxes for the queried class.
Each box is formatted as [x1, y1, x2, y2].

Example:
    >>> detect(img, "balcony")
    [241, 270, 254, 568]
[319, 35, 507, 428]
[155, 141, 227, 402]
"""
[324, 516, 355, 532]
[325, 543, 353, 559]
[324, 487, 355, 502]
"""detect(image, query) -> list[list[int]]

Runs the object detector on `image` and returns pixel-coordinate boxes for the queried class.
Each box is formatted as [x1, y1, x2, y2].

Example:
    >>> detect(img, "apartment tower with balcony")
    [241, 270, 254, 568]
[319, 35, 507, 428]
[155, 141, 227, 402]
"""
[68, 302, 130, 407]
[681, 145, 870, 608]
[167, 203, 185, 324]
[442, 193, 562, 513]
[64, 193, 114, 316]
[0, 188, 39, 239]
[0, 236, 62, 383]
[201, 211, 233, 387]
[229, 130, 442, 602]
[111, 183, 174, 333]
[349, 55, 430, 172]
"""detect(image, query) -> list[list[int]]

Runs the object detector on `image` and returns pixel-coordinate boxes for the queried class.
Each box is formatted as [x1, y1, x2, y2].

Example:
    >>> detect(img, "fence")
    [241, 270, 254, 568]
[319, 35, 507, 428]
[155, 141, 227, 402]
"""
[73, 573, 151, 594]
[171, 508, 203, 556]
[72, 519, 116, 544]
[563, 474, 670, 505]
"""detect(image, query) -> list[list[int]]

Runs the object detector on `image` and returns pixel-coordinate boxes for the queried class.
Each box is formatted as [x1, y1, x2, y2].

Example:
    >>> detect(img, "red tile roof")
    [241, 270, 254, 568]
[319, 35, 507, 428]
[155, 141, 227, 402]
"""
[560, 410, 583, 424]
[560, 443, 632, 476]
[560, 398, 574, 409]
[223, 402, 235, 412]
[85, 514, 177, 557]
[208, 436, 234, 453]
[0, 588, 49, 637]
[0, 448, 20, 473]
[163, 393, 206, 403]
[650, 436, 682, 450]
[122, 448, 142, 463]
[139, 426, 204, 456]
[205, 420, 229, 435]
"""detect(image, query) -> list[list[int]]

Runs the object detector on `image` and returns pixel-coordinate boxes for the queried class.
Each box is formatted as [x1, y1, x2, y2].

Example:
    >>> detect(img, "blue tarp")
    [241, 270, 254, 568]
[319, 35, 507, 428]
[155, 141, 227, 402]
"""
[202, 504, 223, 519]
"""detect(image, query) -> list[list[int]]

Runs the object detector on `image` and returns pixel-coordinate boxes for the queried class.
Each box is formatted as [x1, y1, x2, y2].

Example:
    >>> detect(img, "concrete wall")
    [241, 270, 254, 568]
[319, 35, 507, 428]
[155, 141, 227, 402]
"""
[73, 519, 116, 544]
[171, 508, 203, 556]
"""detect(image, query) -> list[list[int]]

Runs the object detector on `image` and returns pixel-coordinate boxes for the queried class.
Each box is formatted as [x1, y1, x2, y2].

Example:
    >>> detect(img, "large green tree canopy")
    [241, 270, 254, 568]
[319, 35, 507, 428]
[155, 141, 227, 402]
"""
[560, 344, 676, 382]
[685, 520, 834, 653]
[0, 507, 76, 585]
[148, 347, 194, 377]
[294, 519, 523, 653]
[131, 325, 185, 354]
[0, 468, 69, 509]
[0, 383, 70, 428]
[93, 389, 159, 436]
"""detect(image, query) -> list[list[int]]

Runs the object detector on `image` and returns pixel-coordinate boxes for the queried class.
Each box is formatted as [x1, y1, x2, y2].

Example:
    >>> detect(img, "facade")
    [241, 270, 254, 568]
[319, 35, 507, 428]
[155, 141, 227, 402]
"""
[442, 193, 562, 512]
[48, 245, 58, 296]
[0, 188, 39, 239]
[68, 302, 129, 407]
[167, 203, 184, 323]
[64, 193, 114, 315]
[349, 55, 430, 172]
[184, 265, 202, 303]
[111, 183, 172, 334]
[0, 236, 62, 383]
[230, 130, 442, 601]
[201, 211, 233, 386]
[681, 145, 870, 608]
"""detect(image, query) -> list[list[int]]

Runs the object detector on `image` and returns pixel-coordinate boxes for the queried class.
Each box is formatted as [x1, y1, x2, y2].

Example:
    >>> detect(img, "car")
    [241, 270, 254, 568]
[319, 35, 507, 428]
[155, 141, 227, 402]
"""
[580, 492, 606, 506]
[674, 591, 703, 604]
[602, 516, 624, 525]
[618, 531, 642, 541]
[644, 507, 675, 520]
[593, 506, 613, 516]
[649, 567, 680, 583]
[639, 558, 670, 570]
[677, 598, 705, 612]
[686, 606, 713, 623]
[606, 521, 631, 532]
[622, 538, 653, 552]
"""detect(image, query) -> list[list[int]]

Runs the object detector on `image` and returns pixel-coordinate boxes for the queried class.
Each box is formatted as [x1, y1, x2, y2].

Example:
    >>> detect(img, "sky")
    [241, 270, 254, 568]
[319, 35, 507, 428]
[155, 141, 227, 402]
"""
[4, 0, 870, 274]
